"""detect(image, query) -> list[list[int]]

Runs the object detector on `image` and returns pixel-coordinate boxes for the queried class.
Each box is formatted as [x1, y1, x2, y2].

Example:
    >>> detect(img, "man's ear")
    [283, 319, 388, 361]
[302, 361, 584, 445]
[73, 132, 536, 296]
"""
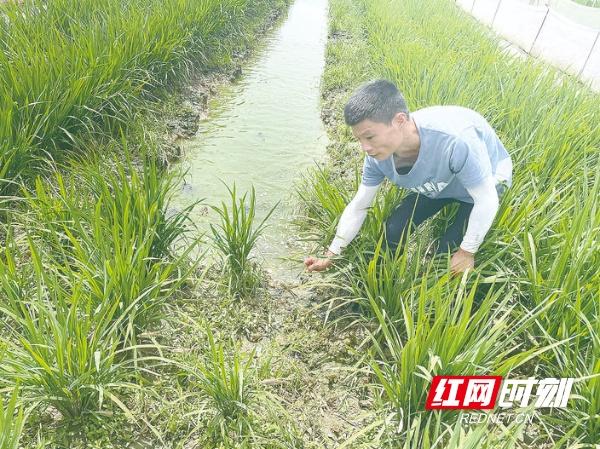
[392, 112, 408, 128]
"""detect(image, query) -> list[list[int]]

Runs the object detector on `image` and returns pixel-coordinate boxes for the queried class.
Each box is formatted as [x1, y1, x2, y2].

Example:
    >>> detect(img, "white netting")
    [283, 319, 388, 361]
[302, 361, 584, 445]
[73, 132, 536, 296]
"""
[457, 0, 600, 91]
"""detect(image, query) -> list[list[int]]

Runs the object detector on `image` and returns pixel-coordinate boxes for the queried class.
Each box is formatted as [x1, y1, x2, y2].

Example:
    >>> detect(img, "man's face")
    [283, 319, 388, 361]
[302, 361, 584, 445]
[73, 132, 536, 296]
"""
[351, 113, 408, 161]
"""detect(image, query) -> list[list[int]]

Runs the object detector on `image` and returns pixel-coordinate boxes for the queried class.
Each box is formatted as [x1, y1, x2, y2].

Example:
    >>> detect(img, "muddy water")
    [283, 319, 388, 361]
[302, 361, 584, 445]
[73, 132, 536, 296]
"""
[176, 0, 329, 278]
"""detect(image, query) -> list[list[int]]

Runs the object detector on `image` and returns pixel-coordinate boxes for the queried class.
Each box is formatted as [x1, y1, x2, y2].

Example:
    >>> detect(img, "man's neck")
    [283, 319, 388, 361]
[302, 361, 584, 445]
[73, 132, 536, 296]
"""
[393, 119, 420, 166]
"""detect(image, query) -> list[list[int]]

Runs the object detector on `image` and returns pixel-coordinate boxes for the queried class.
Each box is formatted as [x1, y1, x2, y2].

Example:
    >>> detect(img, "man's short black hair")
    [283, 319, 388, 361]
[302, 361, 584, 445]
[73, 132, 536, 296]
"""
[343, 79, 409, 126]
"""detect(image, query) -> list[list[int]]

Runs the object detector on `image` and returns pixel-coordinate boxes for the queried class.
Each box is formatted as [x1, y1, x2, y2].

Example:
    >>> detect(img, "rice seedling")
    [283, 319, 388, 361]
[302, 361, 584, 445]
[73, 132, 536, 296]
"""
[210, 184, 277, 299]
[340, 236, 434, 322]
[0, 260, 169, 444]
[294, 165, 354, 246]
[0, 0, 293, 444]
[193, 328, 256, 441]
[0, 0, 291, 444]
[17, 149, 201, 350]
[0, 238, 128, 420]
[0, 0, 290, 195]
[0, 143, 203, 426]
[365, 269, 550, 423]
[0, 386, 24, 449]
[365, 413, 530, 449]
[295, 164, 403, 262]
[185, 327, 298, 448]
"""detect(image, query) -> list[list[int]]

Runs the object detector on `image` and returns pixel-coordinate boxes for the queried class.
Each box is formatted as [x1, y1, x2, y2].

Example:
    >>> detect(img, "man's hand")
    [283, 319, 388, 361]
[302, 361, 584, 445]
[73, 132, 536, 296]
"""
[450, 247, 475, 274]
[304, 250, 335, 272]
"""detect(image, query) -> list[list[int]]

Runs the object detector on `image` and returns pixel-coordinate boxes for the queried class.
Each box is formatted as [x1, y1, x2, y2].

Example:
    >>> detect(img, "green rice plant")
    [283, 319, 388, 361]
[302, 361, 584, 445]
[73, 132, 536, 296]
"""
[0, 148, 203, 433]
[78, 150, 200, 261]
[341, 392, 535, 449]
[210, 184, 276, 299]
[572, 0, 600, 6]
[0, 0, 290, 195]
[576, 359, 600, 444]
[19, 150, 201, 349]
[0, 239, 127, 420]
[0, 386, 24, 449]
[186, 327, 298, 448]
[537, 312, 600, 446]
[194, 328, 256, 440]
[294, 163, 403, 262]
[352, 0, 598, 295]
[0, 231, 179, 435]
[294, 165, 353, 246]
[365, 270, 553, 429]
[340, 237, 434, 323]
[0, 156, 199, 428]
[367, 413, 529, 449]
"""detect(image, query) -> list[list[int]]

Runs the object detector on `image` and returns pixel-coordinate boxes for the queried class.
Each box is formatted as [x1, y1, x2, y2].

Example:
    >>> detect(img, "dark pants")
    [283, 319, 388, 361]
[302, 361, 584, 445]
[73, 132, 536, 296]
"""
[384, 193, 474, 255]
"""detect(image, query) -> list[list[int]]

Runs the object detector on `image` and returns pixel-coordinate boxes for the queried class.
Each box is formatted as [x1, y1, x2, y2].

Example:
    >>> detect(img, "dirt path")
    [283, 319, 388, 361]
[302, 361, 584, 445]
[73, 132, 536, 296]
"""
[181, 268, 377, 448]
[251, 278, 373, 447]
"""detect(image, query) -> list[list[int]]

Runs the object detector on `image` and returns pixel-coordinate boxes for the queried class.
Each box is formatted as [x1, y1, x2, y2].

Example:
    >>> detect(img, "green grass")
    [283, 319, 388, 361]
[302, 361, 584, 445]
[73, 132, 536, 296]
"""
[19, 150, 200, 349]
[0, 0, 288, 195]
[0, 241, 130, 420]
[210, 185, 277, 299]
[180, 325, 300, 449]
[573, 0, 600, 6]
[0, 0, 289, 443]
[362, 413, 529, 449]
[0, 386, 24, 449]
[199, 335, 256, 434]
[342, 240, 552, 425]
[0, 151, 199, 421]
[306, 0, 600, 445]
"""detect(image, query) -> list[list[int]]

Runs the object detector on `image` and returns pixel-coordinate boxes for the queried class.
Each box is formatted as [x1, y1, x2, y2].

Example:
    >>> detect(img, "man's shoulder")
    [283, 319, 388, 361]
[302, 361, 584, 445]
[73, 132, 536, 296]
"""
[413, 105, 480, 117]
[413, 105, 487, 138]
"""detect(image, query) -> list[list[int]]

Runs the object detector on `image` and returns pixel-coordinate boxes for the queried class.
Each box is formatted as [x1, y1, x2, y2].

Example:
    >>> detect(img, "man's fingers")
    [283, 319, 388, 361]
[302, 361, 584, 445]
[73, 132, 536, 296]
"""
[305, 256, 332, 272]
[451, 263, 472, 275]
[304, 257, 321, 271]
[307, 260, 324, 272]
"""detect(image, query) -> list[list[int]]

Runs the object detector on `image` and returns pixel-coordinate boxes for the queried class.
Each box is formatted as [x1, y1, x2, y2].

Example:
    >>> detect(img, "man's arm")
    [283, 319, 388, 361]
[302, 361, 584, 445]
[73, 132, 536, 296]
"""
[329, 183, 380, 254]
[450, 176, 499, 272]
[462, 176, 499, 253]
[305, 183, 380, 271]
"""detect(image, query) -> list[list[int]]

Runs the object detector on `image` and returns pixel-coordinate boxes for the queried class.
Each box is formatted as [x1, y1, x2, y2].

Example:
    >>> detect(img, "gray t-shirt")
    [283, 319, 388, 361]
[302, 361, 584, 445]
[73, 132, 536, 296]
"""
[361, 106, 512, 203]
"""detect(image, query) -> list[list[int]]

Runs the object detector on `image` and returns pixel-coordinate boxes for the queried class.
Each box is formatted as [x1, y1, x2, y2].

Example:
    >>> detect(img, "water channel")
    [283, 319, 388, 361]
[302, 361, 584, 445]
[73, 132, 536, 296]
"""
[175, 0, 329, 279]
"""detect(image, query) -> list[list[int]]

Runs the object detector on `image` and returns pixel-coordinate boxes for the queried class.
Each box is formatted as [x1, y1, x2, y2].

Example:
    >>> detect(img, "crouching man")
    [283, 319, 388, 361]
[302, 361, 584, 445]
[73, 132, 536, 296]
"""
[304, 79, 512, 273]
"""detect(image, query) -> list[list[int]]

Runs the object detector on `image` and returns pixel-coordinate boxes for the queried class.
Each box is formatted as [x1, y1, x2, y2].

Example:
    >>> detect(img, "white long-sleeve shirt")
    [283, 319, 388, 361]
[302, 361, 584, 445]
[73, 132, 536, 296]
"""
[328, 158, 511, 255]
